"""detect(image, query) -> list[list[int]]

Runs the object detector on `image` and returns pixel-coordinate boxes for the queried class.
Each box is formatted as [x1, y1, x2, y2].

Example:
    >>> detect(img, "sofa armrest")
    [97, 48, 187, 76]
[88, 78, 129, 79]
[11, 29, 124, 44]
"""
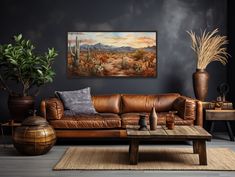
[172, 96, 203, 127]
[40, 98, 64, 120]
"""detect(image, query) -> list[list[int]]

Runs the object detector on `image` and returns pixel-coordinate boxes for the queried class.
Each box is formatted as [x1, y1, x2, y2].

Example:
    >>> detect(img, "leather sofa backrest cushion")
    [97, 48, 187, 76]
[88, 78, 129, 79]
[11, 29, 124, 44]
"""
[172, 96, 196, 120]
[156, 93, 181, 112]
[92, 94, 121, 114]
[46, 98, 64, 120]
[122, 93, 180, 113]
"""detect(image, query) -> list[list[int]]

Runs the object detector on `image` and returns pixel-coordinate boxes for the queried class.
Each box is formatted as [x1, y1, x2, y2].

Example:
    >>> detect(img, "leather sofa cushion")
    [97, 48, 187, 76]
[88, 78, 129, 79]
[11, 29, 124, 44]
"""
[121, 112, 194, 128]
[92, 94, 121, 114]
[46, 98, 64, 120]
[122, 93, 180, 113]
[49, 113, 121, 129]
[172, 96, 196, 120]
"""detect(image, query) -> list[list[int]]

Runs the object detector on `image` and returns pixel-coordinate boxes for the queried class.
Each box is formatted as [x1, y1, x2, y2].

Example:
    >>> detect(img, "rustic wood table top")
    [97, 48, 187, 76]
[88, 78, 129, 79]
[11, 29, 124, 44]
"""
[126, 125, 211, 141]
[205, 109, 235, 121]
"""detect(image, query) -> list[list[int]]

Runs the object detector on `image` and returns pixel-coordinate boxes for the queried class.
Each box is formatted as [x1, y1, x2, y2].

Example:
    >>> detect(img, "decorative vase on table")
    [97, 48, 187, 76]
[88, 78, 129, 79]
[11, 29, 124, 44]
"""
[193, 69, 209, 101]
[138, 114, 148, 131]
[149, 107, 158, 130]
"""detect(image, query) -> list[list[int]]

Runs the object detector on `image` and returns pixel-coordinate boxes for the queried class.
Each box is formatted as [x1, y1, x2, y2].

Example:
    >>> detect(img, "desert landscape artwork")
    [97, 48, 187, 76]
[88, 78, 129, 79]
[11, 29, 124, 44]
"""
[67, 32, 157, 77]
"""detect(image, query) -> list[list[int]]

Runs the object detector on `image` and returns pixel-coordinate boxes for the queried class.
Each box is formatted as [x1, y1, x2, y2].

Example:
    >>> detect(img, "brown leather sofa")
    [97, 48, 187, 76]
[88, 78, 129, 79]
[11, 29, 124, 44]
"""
[40, 93, 203, 138]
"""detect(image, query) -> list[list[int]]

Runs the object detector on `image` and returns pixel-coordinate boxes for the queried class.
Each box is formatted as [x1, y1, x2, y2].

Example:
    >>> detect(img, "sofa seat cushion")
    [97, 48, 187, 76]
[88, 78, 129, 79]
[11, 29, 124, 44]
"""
[49, 113, 121, 129]
[121, 112, 194, 128]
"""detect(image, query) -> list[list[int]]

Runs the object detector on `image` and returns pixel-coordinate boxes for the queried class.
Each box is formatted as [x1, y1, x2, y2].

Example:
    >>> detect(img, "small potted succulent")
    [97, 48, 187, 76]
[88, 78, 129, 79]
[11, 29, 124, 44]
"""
[0, 34, 58, 121]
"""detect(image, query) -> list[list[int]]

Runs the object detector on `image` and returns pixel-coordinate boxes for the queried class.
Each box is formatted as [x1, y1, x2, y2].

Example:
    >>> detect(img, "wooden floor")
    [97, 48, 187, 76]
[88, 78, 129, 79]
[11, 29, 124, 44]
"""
[0, 133, 235, 177]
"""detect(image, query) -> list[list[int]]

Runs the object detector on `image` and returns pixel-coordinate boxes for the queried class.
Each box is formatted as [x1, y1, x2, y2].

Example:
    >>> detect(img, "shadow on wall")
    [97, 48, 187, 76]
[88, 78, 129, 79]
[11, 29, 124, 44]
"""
[164, 74, 184, 94]
[159, 58, 193, 96]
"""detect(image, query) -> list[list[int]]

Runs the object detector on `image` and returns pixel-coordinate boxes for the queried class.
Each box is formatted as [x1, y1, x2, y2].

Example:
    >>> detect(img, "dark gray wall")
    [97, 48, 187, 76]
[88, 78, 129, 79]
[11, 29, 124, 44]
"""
[0, 0, 228, 119]
[227, 0, 235, 132]
[228, 0, 235, 104]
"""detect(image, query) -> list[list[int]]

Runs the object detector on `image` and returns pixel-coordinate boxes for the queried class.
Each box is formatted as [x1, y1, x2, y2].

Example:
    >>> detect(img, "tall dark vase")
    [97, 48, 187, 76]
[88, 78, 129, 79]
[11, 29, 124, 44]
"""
[193, 69, 210, 101]
[8, 96, 35, 122]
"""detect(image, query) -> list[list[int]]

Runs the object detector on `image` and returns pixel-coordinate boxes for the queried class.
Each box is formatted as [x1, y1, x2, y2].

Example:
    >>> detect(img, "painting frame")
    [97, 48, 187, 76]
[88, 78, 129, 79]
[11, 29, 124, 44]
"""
[67, 31, 157, 78]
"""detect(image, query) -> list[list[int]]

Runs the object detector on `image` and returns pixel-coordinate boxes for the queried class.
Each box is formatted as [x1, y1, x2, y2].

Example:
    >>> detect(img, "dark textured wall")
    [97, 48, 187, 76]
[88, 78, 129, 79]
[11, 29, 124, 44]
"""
[227, 0, 235, 132]
[0, 0, 228, 119]
[228, 0, 235, 104]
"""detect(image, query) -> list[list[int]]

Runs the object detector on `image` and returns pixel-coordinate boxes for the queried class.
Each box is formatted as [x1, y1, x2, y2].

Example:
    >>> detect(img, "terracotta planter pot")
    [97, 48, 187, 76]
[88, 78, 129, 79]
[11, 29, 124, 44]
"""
[193, 69, 209, 101]
[8, 96, 35, 122]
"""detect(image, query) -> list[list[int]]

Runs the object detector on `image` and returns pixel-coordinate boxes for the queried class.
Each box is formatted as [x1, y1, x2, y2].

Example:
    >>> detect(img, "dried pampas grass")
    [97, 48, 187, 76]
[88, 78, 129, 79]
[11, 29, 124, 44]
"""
[187, 29, 229, 69]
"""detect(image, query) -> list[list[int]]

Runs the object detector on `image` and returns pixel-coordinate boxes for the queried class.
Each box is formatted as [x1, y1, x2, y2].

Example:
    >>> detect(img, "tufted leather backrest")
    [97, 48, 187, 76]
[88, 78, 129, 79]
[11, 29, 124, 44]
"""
[121, 93, 180, 113]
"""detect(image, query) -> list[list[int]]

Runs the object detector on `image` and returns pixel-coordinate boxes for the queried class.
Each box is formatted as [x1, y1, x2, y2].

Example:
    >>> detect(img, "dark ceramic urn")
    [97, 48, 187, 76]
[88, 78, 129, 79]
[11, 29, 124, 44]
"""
[193, 69, 209, 101]
[8, 96, 35, 122]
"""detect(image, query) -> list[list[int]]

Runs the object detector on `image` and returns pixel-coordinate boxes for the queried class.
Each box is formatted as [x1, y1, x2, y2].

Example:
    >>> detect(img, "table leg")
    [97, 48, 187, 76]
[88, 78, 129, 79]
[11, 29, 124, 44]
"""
[197, 140, 207, 165]
[129, 139, 139, 165]
[9, 120, 15, 136]
[0, 124, 6, 148]
[209, 121, 215, 134]
[225, 121, 234, 141]
[193, 140, 199, 154]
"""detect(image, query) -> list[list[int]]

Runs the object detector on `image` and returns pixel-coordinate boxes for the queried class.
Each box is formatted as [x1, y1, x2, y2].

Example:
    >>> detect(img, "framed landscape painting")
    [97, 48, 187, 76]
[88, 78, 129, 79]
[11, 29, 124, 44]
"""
[67, 32, 157, 77]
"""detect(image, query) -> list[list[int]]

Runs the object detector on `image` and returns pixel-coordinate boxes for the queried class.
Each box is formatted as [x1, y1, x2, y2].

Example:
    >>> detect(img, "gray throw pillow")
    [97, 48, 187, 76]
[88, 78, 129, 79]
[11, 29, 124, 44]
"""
[55, 87, 97, 115]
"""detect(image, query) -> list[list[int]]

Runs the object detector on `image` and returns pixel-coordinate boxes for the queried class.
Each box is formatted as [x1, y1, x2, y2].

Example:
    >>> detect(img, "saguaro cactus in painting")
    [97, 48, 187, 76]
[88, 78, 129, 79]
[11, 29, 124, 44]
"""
[67, 32, 157, 77]
[69, 36, 80, 68]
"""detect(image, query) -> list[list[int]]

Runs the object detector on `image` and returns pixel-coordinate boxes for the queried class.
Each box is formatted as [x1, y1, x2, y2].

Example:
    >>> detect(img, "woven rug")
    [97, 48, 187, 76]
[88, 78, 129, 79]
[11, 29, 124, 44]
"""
[54, 146, 235, 171]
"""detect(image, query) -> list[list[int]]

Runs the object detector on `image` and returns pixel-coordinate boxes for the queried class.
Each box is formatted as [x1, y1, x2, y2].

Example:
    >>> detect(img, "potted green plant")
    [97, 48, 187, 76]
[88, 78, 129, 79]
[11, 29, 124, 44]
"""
[0, 34, 58, 121]
[187, 29, 230, 101]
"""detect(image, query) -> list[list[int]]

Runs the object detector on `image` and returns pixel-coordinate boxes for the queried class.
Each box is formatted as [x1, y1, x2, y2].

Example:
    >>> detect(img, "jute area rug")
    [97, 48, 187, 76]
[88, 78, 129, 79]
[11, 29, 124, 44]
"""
[54, 146, 235, 171]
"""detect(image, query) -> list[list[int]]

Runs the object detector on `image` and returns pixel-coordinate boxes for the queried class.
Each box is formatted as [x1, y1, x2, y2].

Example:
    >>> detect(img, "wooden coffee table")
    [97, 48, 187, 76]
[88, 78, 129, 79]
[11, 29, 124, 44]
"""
[127, 126, 212, 165]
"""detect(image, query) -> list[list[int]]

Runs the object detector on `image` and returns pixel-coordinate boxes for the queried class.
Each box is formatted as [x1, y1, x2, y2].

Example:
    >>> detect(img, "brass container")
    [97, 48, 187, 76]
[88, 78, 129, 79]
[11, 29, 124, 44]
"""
[13, 115, 56, 155]
[193, 69, 209, 101]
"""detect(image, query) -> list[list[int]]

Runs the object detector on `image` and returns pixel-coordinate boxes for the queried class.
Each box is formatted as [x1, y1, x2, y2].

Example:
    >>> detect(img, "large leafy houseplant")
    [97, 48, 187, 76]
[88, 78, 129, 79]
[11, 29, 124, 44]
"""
[0, 34, 58, 121]
[0, 34, 58, 96]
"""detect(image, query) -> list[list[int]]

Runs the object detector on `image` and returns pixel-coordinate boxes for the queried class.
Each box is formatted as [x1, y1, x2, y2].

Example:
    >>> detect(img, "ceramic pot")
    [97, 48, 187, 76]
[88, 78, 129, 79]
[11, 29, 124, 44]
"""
[8, 96, 35, 122]
[138, 114, 148, 131]
[193, 69, 209, 101]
